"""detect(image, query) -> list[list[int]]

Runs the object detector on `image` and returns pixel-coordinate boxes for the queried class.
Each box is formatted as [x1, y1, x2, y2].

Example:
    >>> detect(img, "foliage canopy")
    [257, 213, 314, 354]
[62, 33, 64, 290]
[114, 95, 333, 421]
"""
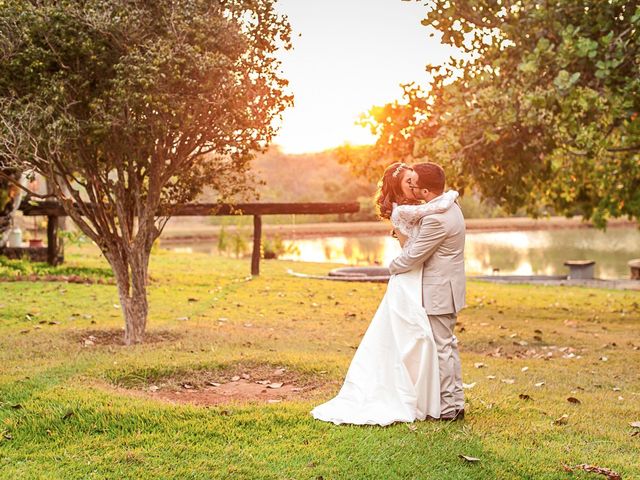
[343, 0, 640, 225]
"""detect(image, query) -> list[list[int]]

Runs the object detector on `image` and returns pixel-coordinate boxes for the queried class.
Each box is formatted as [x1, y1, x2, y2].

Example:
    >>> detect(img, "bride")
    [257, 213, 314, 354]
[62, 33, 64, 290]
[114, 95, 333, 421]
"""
[311, 162, 459, 426]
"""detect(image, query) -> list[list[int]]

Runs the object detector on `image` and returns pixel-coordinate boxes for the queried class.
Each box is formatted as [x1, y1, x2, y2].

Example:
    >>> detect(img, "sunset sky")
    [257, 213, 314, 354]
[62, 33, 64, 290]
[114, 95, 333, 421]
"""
[273, 0, 455, 154]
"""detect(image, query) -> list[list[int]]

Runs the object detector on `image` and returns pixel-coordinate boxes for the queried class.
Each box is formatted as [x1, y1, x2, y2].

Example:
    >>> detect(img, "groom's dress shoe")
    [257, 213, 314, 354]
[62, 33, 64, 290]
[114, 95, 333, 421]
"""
[439, 409, 465, 421]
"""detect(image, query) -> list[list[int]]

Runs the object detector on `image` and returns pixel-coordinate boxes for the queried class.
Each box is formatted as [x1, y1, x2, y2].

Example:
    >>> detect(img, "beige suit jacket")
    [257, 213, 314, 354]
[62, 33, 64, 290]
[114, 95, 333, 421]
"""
[388, 202, 466, 315]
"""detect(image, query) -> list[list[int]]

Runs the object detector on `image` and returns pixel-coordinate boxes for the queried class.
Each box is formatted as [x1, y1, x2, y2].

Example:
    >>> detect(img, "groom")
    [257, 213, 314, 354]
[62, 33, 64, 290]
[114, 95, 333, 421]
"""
[389, 162, 466, 421]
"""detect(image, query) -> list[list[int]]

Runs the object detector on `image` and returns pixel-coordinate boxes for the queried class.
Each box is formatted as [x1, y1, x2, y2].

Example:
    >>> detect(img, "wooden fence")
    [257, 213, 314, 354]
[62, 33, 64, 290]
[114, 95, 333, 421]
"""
[15, 201, 360, 275]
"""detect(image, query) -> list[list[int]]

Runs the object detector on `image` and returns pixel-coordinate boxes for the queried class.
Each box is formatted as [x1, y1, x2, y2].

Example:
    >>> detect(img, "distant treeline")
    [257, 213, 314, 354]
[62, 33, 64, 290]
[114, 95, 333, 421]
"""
[200, 146, 511, 224]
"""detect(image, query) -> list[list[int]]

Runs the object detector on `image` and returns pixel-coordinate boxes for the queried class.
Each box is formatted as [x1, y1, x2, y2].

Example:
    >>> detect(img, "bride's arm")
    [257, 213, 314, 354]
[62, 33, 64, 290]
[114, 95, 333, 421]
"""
[394, 191, 459, 225]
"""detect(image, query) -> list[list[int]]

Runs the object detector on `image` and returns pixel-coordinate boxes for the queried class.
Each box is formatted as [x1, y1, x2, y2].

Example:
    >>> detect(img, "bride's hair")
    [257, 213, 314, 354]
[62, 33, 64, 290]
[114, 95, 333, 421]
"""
[375, 162, 414, 220]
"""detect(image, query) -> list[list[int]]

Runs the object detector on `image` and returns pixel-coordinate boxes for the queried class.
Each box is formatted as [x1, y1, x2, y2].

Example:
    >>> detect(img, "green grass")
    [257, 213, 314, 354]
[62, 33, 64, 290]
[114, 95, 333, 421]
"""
[1, 245, 639, 479]
[0, 254, 113, 280]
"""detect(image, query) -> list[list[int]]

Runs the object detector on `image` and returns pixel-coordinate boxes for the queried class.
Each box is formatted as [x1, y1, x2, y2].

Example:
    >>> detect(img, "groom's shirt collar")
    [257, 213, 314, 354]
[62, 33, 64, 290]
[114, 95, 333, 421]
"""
[425, 194, 443, 204]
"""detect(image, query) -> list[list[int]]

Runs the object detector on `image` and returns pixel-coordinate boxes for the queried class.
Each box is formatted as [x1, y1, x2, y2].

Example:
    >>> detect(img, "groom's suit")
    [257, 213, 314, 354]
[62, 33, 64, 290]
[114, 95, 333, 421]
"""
[389, 197, 466, 417]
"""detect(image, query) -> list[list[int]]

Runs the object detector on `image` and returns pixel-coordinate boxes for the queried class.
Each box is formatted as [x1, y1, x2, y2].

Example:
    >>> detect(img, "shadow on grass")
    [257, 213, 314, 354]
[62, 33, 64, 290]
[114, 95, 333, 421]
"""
[0, 255, 113, 281]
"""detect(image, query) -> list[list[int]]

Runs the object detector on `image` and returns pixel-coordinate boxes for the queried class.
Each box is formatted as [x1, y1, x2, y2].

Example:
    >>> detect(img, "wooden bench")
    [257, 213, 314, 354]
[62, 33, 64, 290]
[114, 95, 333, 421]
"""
[564, 260, 595, 280]
[629, 259, 640, 280]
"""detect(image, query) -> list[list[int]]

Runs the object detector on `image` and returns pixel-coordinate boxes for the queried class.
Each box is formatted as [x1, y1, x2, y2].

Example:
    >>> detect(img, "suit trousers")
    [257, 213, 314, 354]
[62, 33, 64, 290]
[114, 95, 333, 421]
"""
[427, 312, 464, 417]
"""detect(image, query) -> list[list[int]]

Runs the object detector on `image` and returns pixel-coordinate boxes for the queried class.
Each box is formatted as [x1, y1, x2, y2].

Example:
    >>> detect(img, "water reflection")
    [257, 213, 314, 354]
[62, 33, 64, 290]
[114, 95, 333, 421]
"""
[163, 227, 640, 279]
[278, 228, 640, 279]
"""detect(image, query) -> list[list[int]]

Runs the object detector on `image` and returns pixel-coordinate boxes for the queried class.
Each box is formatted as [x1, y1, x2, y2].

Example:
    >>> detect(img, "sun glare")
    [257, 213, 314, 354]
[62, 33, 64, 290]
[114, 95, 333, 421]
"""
[272, 0, 455, 154]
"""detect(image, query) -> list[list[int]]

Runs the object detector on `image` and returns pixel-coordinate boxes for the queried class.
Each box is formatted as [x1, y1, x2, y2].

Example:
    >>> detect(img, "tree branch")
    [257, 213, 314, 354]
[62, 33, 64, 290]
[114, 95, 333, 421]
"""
[0, 171, 55, 199]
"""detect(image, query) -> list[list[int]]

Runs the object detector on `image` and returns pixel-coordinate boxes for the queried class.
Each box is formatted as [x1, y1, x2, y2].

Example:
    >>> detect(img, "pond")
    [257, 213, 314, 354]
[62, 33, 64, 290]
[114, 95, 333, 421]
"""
[165, 226, 640, 279]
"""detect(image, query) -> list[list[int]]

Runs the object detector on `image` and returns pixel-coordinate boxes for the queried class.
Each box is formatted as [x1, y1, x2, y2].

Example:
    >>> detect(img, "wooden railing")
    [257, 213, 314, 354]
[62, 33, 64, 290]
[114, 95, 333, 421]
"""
[17, 201, 360, 275]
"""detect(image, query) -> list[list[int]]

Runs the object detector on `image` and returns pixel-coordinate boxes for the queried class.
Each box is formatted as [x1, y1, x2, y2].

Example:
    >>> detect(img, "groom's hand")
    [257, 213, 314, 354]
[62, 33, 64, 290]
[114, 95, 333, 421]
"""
[396, 231, 408, 247]
[391, 229, 408, 247]
[389, 216, 446, 275]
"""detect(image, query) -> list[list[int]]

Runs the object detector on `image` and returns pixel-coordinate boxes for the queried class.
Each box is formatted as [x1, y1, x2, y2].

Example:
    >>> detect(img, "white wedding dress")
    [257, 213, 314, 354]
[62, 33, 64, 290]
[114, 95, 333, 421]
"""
[311, 191, 459, 426]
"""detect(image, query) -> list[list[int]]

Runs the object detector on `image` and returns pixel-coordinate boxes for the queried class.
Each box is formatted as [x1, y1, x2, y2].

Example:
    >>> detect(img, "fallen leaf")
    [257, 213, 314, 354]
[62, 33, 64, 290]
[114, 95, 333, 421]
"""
[188, 298, 199, 302]
[486, 375, 496, 380]
[267, 382, 283, 389]
[459, 455, 480, 463]
[563, 464, 621, 480]
[463, 382, 476, 389]
[554, 414, 569, 425]
[206, 381, 221, 387]
[567, 397, 581, 404]
[521, 367, 529, 372]
[230, 376, 241, 382]
[519, 394, 532, 401]
[534, 382, 545, 387]
[407, 424, 418, 432]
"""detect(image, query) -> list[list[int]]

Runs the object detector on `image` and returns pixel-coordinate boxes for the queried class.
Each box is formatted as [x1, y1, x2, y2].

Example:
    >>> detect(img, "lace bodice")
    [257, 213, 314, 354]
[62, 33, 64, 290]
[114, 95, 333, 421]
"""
[390, 190, 459, 249]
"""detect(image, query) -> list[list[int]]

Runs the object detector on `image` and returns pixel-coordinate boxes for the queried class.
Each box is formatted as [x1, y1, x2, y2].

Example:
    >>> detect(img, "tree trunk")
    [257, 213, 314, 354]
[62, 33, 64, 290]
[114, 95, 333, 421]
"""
[108, 248, 150, 345]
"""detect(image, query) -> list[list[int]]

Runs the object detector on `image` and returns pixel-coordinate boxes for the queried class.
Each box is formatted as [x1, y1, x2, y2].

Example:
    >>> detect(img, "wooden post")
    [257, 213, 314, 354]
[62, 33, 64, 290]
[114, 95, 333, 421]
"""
[46, 215, 62, 265]
[251, 214, 262, 276]
[21, 202, 360, 271]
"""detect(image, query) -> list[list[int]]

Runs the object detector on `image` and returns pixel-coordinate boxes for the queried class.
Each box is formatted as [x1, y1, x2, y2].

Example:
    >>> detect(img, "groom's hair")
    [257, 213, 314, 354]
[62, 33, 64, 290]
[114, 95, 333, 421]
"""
[413, 162, 445, 194]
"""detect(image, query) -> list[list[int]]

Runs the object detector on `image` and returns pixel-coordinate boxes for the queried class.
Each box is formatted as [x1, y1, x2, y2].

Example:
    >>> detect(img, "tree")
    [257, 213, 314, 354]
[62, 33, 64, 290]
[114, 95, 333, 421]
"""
[0, 0, 291, 343]
[0, 168, 25, 245]
[342, 0, 640, 226]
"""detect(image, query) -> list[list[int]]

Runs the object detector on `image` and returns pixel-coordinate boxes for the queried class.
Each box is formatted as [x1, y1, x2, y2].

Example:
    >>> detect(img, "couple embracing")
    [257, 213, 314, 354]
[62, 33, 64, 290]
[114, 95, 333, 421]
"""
[312, 162, 466, 425]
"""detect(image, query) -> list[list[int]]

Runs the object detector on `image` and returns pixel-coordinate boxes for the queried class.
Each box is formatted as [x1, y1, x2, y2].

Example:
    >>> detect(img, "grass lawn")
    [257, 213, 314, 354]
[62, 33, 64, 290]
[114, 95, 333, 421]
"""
[1, 245, 639, 479]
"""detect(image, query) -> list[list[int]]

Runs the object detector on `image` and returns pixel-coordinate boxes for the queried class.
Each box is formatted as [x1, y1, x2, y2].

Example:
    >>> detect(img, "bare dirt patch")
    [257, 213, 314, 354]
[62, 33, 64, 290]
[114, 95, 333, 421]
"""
[110, 363, 335, 406]
[71, 328, 182, 346]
